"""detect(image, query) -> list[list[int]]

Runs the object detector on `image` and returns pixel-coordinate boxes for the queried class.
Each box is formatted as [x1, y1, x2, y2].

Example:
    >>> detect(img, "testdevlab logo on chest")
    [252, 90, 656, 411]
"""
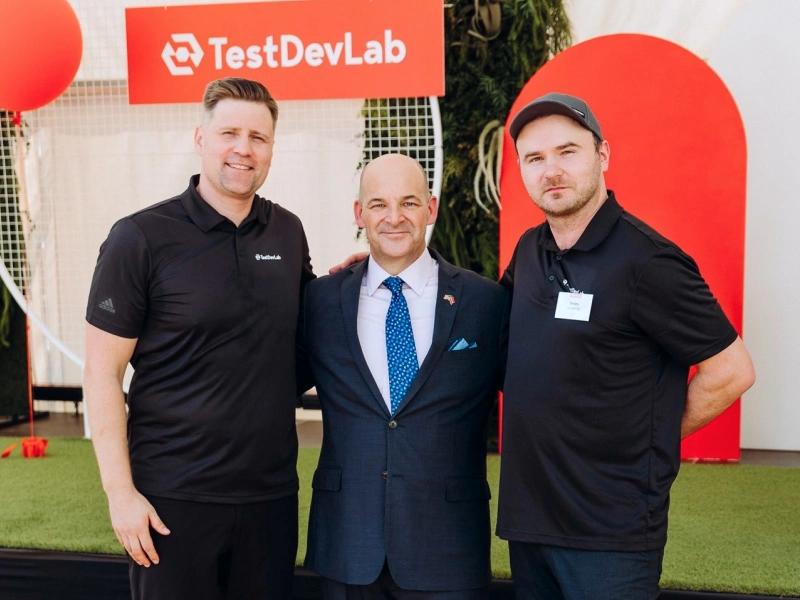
[161, 30, 407, 76]
[255, 253, 282, 261]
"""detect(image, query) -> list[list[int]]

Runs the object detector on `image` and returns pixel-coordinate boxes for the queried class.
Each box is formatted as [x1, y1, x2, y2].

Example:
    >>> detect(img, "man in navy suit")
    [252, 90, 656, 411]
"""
[302, 153, 507, 599]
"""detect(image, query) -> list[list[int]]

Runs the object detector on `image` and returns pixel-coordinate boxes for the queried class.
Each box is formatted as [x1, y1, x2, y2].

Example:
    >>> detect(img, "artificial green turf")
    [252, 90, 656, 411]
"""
[663, 463, 800, 595]
[1, 437, 798, 596]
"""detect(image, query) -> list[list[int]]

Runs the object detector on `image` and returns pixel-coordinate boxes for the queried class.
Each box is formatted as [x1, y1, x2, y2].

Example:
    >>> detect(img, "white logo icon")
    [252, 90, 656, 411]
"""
[98, 298, 116, 314]
[255, 254, 282, 261]
[161, 33, 204, 76]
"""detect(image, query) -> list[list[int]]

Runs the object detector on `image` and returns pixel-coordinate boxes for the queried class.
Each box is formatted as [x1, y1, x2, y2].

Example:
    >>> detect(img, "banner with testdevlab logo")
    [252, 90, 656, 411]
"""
[125, 0, 444, 103]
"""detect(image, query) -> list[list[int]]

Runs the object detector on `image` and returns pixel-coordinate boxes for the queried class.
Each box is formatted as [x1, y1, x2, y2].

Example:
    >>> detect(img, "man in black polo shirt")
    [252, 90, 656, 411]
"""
[498, 93, 755, 599]
[84, 78, 313, 599]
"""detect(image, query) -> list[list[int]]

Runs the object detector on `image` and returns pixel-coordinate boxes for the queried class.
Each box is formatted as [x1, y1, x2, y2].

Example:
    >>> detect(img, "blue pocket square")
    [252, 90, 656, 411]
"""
[448, 337, 478, 351]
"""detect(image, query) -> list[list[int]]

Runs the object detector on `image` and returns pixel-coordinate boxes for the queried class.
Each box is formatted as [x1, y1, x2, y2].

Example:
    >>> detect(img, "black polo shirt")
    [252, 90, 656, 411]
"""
[86, 175, 314, 503]
[497, 191, 737, 551]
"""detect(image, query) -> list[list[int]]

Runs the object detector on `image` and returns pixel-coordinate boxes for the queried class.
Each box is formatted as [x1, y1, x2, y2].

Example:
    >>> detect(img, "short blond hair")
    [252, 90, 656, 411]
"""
[202, 77, 279, 125]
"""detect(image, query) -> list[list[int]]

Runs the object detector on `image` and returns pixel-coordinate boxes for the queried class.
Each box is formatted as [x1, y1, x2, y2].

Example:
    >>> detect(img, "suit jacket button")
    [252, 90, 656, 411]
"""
[388, 420, 398, 429]
[381, 471, 388, 480]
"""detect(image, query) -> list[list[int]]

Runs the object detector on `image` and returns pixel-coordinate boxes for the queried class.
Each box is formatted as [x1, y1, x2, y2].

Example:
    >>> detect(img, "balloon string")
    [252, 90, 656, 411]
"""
[27, 317, 35, 439]
[12, 113, 35, 440]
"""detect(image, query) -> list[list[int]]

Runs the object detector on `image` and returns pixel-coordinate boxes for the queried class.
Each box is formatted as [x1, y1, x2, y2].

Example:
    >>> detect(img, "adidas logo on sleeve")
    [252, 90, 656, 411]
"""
[98, 298, 116, 314]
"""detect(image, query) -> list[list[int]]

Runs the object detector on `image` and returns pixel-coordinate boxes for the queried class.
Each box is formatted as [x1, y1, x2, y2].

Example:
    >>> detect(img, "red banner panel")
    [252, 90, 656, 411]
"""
[498, 34, 746, 461]
[125, 0, 444, 104]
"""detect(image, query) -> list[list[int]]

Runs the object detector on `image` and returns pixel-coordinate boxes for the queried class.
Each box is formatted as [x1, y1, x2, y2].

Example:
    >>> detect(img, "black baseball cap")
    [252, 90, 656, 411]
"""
[509, 92, 603, 142]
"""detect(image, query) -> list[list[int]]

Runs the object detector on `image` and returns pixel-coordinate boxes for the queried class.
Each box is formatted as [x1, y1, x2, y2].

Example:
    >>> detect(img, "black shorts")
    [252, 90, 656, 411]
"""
[130, 493, 297, 600]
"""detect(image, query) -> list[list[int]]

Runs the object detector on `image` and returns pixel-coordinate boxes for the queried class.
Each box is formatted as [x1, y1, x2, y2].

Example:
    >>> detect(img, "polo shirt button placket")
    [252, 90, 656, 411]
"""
[233, 230, 241, 274]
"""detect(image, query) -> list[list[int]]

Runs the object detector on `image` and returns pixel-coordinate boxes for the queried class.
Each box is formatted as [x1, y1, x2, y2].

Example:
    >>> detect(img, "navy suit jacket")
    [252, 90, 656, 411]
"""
[302, 251, 507, 591]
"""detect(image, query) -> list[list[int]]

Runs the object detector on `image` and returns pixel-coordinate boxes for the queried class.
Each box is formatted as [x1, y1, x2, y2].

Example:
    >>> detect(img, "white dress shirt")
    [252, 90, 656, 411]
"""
[357, 249, 439, 411]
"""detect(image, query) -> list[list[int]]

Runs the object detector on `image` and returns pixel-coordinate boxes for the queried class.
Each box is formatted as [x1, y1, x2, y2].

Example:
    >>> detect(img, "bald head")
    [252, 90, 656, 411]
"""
[354, 153, 438, 275]
[358, 154, 431, 205]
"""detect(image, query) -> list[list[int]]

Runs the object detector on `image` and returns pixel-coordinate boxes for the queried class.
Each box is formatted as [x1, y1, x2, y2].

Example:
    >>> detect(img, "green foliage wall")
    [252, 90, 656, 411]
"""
[0, 111, 28, 415]
[0, 292, 28, 416]
[430, 0, 571, 277]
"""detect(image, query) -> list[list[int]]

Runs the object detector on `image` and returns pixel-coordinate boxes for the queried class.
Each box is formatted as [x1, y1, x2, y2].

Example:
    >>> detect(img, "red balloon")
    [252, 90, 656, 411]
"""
[0, 0, 83, 112]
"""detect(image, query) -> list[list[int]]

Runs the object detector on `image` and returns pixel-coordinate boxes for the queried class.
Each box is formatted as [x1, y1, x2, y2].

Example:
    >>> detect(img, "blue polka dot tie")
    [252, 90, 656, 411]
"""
[384, 276, 419, 415]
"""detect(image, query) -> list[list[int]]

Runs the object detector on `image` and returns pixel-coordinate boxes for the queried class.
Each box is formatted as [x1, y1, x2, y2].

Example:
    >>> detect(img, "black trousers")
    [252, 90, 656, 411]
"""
[321, 562, 488, 600]
[129, 493, 298, 600]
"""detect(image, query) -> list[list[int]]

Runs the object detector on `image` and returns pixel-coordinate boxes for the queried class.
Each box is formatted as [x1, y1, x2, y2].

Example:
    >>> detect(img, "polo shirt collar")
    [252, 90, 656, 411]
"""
[182, 174, 270, 232]
[365, 248, 436, 297]
[539, 190, 622, 252]
[247, 193, 270, 226]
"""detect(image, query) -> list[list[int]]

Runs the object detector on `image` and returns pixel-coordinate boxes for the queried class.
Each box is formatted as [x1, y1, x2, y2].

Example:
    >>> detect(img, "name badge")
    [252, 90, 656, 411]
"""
[554, 292, 593, 321]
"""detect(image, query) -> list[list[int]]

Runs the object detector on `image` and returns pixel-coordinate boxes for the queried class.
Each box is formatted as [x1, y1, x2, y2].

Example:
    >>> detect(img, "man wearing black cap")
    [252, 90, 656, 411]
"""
[497, 92, 755, 599]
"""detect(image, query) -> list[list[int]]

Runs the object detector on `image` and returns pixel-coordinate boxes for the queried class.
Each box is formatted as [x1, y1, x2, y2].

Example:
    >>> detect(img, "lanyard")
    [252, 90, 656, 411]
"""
[560, 278, 581, 294]
[553, 255, 581, 293]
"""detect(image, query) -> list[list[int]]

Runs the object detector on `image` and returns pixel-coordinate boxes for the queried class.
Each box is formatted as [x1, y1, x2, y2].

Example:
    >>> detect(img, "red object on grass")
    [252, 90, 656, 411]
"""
[22, 437, 48, 458]
[1, 443, 17, 458]
[0, 0, 83, 111]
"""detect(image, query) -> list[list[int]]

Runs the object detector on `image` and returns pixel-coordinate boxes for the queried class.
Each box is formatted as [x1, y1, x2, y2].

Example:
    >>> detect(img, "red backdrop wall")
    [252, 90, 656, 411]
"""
[498, 34, 746, 461]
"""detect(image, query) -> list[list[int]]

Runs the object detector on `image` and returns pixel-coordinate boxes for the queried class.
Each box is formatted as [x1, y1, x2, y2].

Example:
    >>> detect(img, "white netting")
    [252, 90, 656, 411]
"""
[0, 0, 442, 390]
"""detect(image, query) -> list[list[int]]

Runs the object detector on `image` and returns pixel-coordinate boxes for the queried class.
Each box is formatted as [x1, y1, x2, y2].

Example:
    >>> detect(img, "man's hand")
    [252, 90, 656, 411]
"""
[85, 324, 168, 565]
[328, 252, 368, 274]
[107, 487, 170, 567]
[682, 336, 755, 438]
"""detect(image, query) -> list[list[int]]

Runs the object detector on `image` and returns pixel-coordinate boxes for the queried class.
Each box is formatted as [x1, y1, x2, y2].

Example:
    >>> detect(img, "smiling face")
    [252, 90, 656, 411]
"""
[354, 154, 438, 275]
[516, 114, 610, 219]
[194, 98, 275, 205]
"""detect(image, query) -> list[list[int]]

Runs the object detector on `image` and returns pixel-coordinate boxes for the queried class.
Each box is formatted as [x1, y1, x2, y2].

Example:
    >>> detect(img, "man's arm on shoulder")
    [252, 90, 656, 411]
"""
[295, 227, 317, 395]
[84, 323, 170, 567]
[296, 281, 317, 396]
[682, 336, 755, 438]
[497, 285, 510, 391]
[328, 252, 368, 274]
